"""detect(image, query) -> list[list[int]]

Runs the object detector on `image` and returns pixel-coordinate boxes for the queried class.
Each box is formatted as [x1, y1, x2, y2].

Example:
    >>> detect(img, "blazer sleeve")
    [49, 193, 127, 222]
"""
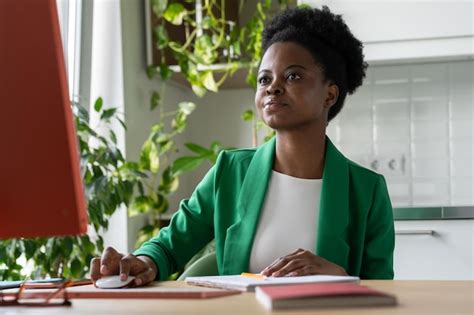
[133, 153, 225, 280]
[360, 175, 395, 279]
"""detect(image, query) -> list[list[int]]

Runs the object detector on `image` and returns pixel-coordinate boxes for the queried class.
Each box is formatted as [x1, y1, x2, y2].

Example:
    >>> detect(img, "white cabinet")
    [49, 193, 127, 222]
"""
[394, 220, 474, 280]
[299, 1, 474, 63]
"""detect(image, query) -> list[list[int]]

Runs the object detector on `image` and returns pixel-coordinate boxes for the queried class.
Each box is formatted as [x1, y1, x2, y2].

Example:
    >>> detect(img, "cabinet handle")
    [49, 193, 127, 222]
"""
[395, 230, 434, 235]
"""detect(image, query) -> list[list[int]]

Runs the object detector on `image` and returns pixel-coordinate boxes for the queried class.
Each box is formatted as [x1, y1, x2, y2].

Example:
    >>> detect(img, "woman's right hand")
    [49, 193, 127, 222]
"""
[89, 247, 158, 287]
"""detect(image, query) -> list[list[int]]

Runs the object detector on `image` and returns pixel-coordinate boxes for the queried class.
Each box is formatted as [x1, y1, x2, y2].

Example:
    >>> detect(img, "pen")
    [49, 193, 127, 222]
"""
[240, 272, 267, 280]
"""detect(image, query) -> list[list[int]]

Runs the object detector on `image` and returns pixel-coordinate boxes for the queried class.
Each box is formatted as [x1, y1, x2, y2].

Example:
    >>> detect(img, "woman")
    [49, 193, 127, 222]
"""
[90, 6, 394, 286]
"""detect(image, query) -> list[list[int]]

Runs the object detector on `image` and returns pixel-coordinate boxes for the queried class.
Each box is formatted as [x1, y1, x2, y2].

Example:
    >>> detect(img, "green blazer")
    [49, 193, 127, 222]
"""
[134, 137, 395, 280]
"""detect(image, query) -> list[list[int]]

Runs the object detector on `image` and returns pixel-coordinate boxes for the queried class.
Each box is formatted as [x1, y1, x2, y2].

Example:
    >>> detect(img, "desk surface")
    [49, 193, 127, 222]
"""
[3, 280, 474, 314]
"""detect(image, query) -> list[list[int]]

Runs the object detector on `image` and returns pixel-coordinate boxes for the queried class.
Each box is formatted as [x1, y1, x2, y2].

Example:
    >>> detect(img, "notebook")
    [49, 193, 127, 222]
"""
[255, 282, 398, 310]
[185, 274, 359, 292]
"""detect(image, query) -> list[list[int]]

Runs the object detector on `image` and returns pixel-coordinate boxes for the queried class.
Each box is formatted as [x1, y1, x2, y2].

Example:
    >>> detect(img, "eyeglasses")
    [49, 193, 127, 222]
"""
[0, 279, 73, 307]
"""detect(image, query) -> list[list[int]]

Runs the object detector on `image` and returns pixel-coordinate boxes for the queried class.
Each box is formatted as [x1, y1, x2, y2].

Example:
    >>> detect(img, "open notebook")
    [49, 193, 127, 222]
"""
[185, 274, 360, 292]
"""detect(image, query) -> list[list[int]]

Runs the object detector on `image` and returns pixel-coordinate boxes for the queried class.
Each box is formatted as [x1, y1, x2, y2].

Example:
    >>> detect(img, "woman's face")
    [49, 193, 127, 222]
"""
[255, 41, 338, 131]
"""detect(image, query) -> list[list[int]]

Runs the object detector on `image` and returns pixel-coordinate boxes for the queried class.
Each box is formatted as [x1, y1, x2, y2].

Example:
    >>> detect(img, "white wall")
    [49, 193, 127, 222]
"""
[182, 89, 257, 191]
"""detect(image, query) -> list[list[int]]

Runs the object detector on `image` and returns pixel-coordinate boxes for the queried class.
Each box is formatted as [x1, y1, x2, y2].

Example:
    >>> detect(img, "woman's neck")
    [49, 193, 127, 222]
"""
[274, 129, 326, 179]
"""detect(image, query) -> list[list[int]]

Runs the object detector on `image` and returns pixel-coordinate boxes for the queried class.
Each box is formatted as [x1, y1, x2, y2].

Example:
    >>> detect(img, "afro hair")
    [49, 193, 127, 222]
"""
[261, 6, 368, 121]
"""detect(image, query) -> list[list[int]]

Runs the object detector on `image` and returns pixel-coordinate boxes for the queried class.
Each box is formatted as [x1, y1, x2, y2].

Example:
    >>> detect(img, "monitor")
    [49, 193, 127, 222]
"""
[0, 0, 88, 238]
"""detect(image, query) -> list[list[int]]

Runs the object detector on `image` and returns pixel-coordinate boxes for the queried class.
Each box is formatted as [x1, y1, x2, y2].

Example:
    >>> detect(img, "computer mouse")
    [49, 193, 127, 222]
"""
[95, 275, 136, 289]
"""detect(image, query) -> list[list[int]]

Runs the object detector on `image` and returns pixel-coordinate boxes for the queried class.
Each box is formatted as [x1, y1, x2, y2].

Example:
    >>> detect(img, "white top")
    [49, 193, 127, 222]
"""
[248, 171, 322, 273]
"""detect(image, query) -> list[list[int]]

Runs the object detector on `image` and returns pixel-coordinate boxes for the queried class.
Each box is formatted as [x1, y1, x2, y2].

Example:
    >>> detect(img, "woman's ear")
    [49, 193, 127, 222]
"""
[324, 83, 339, 108]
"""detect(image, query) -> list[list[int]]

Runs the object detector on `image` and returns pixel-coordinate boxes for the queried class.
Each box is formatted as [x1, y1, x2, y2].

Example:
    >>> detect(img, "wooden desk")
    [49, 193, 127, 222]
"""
[3, 280, 473, 314]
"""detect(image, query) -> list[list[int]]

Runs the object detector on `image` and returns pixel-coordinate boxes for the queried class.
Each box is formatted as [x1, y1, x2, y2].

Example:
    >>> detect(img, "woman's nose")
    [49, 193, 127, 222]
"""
[266, 80, 283, 95]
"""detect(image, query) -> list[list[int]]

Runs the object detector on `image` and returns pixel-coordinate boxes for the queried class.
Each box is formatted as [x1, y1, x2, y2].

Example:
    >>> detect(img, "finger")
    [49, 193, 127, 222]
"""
[284, 265, 315, 277]
[272, 259, 307, 277]
[100, 246, 122, 275]
[132, 268, 156, 287]
[89, 257, 101, 281]
[119, 254, 134, 280]
[261, 249, 305, 276]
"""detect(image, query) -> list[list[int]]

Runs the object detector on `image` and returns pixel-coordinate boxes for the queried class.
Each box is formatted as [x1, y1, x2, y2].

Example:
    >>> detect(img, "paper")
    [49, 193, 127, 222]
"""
[185, 274, 360, 292]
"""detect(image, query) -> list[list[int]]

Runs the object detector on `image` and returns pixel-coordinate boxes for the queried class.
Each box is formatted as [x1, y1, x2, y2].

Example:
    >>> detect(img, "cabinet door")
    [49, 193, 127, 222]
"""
[394, 220, 474, 280]
[299, 1, 474, 62]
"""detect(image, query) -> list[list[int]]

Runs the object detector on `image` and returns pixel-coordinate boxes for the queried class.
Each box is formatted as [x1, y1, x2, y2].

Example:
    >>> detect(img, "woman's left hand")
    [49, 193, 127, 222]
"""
[260, 248, 348, 277]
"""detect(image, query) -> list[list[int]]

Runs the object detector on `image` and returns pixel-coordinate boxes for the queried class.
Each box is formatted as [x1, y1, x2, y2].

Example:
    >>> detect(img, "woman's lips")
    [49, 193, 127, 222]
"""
[263, 102, 287, 112]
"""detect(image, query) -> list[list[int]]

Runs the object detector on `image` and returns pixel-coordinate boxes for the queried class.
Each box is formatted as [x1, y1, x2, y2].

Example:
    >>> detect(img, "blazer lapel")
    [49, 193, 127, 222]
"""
[222, 138, 275, 274]
[317, 137, 350, 270]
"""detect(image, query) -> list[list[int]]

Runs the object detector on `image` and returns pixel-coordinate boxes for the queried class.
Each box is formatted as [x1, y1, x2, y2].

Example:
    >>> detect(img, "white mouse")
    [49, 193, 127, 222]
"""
[95, 275, 136, 289]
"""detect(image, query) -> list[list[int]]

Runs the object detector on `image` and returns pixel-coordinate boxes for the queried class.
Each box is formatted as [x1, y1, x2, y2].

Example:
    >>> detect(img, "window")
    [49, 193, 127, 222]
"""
[56, 0, 82, 102]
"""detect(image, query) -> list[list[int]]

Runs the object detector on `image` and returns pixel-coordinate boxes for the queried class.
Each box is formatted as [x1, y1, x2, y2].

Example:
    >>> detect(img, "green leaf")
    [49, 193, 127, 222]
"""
[151, 0, 168, 16]
[159, 63, 172, 81]
[172, 112, 186, 133]
[210, 141, 221, 153]
[246, 70, 257, 89]
[94, 97, 103, 112]
[185, 143, 212, 156]
[147, 65, 158, 79]
[241, 109, 254, 122]
[191, 84, 207, 97]
[62, 237, 74, 257]
[154, 25, 168, 49]
[81, 236, 95, 254]
[70, 258, 82, 279]
[159, 167, 179, 193]
[201, 16, 214, 29]
[194, 35, 217, 64]
[0, 245, 7, 262]
[163, 3, 186, 25]
[101, 108, 117, 120]
[150, 91, 161, 110]
[96, 236, 104, 253]
[150, 123, 164, 136]
[149, 142, 160, 173]
[135, 225, 160, 248]
[23, 240, 37, 260]
[232, 40, 241, 57]
[159, 140, 174, 155]
[116, 117, 127, 131]
[171, 156, 204, 177]
[256, 120, 266, 130]
[140, 140, 160, 173]
[201, 71, 218, 92]
[178, 102, 196, 115]
[75, 104, 90, 122]
[153, 193, 169, 214]
[130, 195, 154, 215]
[264, 130, 276, 142]
[109, 130, 117, 144]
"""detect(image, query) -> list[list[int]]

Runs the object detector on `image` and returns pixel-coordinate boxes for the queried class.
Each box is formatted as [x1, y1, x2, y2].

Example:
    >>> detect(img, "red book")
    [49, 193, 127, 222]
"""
[255, 282, 397, 310]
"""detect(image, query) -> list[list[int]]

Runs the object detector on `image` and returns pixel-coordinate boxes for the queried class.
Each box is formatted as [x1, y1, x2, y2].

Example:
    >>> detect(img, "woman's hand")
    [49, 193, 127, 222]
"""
[260, 248, 347, 277]
[89, 246, 157, 287]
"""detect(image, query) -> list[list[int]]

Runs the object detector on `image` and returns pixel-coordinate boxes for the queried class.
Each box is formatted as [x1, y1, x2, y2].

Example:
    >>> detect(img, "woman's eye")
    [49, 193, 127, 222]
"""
[287, 73, 301, 81]
[258, 76, 271, 85]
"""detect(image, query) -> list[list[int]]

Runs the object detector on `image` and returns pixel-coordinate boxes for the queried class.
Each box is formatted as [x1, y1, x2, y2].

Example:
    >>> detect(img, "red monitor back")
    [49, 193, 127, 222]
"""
[0, 0, 88, 238]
